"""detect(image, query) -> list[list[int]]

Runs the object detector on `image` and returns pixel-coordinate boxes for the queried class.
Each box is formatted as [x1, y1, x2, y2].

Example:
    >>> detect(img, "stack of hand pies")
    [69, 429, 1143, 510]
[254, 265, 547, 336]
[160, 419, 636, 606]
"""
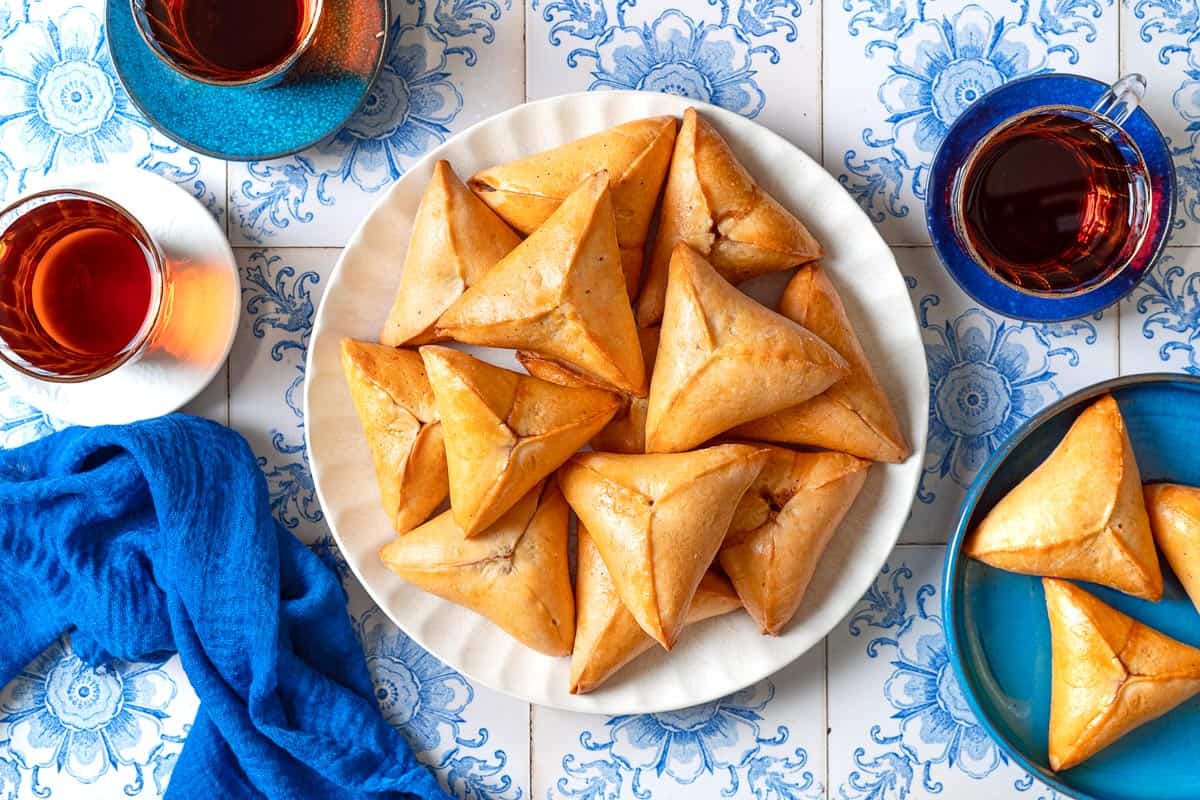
[339, 109, 910, 694]
[966, 394, 1200, 770]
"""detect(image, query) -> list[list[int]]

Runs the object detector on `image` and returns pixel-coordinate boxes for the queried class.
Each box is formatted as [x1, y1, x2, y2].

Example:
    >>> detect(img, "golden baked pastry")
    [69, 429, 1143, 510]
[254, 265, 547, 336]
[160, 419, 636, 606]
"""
[964, 395, 1163, 601]
[644, 244, 847, 453]
[1145, 483, 1200, 613]
[1044, 578, 1200, 770]
[720, 447, 870, 635]
[558, 444, 768, 650]
[570, 526, 741, 693]
[420, 345, 619, 536]
[468, 116, 677, 295]
[380, 481, 575, 656]
[380, 160, 521, 346]
[731, 264, 910, 462]
[518, 326, 660, 453]
[437, 172, 647, 396]
[340, 339, 448, 534]
[636, 107, 821, 326]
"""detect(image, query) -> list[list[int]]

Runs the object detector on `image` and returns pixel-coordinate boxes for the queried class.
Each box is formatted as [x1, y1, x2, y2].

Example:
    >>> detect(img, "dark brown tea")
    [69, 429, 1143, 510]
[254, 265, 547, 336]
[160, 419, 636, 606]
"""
[957, 111, 1145, 294]
[0, 196, 159, 379]
[143, 0, 311, 82]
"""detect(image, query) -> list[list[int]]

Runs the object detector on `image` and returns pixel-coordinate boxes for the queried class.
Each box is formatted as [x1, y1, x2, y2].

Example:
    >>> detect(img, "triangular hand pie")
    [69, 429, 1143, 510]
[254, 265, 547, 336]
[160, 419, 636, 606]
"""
[468, 116, 677, 296]
[558, 444, 768, 649]
[645, 244, 847, 453]
[380, 481, 575, 656]
[340, 339, 448, 533]
[518, 326, 660, 453]
[420, 346, 619, 536]
[965, 395, 1163, 601]
[1044, 578, 1200, 770]
[720, 447, 870, 635]
[380, 160, 521, 346]
[1146, 483, 1200, 614]
[636, 107, 822, 326]
[732, 265, 910, 462]
[437, 172, 647, 396]
[570, 526, 740, 694]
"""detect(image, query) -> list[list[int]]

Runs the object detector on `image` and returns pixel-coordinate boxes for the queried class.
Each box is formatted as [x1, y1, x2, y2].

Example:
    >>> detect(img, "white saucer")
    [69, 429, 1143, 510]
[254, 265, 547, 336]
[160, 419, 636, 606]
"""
[0, 167, 239, 426]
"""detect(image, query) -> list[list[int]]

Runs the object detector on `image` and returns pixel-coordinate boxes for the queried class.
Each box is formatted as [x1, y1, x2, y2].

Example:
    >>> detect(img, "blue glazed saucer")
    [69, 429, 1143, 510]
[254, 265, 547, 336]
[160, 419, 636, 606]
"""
[944, 374, 1200, 800]
[106, 0, 388, 161]
[927, 74, 1175, 322]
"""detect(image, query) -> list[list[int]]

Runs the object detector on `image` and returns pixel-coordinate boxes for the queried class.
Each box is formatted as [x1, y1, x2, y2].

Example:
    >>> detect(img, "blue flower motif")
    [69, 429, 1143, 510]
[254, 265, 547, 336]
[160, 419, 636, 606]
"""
[0, 756, 18, 800]
[879, 6, 1048, 167]
[321, 23, 464, 192]
[586, 10, 767, 117]
[0, 8, 152, 182]
[357, 608, 475, 753]
[558, 683, 817, 798]
[1134, 258, 1200, 374]
[0, 375, 63, 449]
[883, 614, 999, 777]
[920, 302, 1091, 501]
[0, 638, 175, 784]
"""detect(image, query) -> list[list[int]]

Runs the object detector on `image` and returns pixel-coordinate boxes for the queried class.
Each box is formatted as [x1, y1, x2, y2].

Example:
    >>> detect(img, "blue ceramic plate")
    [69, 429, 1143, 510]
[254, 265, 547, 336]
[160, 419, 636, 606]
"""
[927, 74, 1175, 322]
[944, 374, 1200, 800]
[106, 0, 388, 161]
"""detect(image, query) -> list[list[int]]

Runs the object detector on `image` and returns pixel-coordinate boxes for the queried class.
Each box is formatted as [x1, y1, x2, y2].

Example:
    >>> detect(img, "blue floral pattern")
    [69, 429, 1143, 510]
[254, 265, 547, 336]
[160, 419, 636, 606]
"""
[837, 0, 1109, 221]
[230, 0, 501, 242]
[0, 637, 181, 794]
[556, 683, 820, 799]
[914, 277, 1098, 505]
[533, 0, 806, 119]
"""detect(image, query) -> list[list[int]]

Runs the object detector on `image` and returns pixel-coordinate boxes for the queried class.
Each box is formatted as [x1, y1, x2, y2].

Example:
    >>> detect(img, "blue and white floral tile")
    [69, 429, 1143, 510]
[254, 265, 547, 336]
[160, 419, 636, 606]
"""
[0, 0, 226, 220]
[828, 546, 1062, 800]
[228, 247, 530, 800]
[532, 642, 825, 800]
[225, 0, 524, 248]
[525, 0, 822, 157]
[1122, 0, 1200, 244]
[898, 247, 1118, 543]
[1119, 248, 1200, 374]
[823, 0, 1119, 245]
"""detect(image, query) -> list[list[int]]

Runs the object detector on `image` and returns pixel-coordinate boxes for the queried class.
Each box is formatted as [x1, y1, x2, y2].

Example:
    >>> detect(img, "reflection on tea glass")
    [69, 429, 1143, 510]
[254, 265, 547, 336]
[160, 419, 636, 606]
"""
[951, 75, 1151, 297]
[132, 0, 323, 86]
[0, 190, 167, 382]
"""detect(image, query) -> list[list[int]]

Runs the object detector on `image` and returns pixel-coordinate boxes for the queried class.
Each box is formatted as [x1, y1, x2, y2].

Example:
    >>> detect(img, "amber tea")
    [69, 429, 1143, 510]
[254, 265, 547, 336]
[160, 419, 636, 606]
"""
[0, 192, 163, 380]
[139, 0, 320, 84]
[954, 110, 1150, 295]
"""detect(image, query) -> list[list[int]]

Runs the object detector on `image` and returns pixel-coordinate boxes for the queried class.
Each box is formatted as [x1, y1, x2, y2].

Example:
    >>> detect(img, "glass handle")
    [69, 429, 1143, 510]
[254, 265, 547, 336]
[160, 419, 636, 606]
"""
[1091, 74, 1146, 126]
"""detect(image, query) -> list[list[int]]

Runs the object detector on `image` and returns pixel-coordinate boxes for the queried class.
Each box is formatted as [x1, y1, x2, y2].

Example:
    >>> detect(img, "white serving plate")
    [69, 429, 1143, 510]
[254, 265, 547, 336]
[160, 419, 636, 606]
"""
[305, 90, 928, 714]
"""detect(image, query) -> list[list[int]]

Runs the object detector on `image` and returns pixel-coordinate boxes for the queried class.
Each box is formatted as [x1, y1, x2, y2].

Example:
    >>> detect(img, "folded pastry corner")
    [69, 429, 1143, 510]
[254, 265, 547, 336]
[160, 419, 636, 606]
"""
[467, 115, 676, 296]
[380, 160, 521, 346]
[558, 444, 768, 650]
[1146, 483, 1200, 613]
[1044, 578, 1200, 771]
[964, 394, 1162, 601]
[732, 264, 910, 463]
[380, 481, 575, 656]
[340, 339, 448, 534]
[644, 244, 847, 453]
[437, 171, 647, 396]
[570, 526, 740, 694]
[720, 446, 870, 635]
[636, 107, 821, 326]
[420, 345, 620, 536]
[519, 326, 660, 454]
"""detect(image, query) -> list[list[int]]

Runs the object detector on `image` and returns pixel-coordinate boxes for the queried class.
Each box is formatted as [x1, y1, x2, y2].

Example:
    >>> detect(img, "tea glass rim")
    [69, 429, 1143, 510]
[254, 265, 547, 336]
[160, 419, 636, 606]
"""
[129, 0, 326, 88]
[949, 103, 1152, 300]
[0, 188, 167, 384]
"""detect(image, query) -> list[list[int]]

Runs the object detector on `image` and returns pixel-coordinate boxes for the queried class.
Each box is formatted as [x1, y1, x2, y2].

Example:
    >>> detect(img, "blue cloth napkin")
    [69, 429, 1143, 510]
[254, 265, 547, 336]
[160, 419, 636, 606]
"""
[0, 414, 450, 800]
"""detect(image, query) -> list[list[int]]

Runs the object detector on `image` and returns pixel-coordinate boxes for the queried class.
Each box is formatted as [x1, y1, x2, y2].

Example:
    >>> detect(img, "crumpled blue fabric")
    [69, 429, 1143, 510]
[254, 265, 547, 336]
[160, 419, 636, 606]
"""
[0, 414, 449, 800]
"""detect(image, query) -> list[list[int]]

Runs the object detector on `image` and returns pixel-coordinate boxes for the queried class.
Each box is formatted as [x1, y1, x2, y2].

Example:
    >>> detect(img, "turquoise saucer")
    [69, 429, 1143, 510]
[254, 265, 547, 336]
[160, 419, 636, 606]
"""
[944, 374, 1200, 800]
[106, 0, 388, 160]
